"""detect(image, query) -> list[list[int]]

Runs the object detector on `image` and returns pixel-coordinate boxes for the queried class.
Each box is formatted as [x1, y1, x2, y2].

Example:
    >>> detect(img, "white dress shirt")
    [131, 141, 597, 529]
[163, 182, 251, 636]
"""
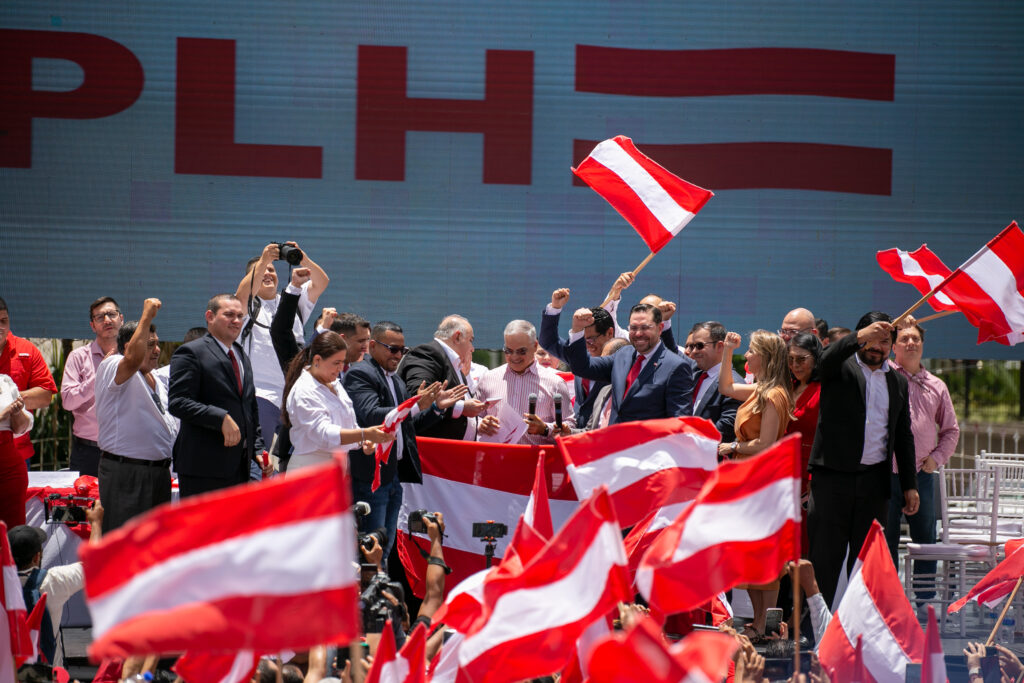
[855, 353, 891, 466]
[95, 356, 179, 460]
[286, 368, 358, 469]
[475, 361, 576, 445]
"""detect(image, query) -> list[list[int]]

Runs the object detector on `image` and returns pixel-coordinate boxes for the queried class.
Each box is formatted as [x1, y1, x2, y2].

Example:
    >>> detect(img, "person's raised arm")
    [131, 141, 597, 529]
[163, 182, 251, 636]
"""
[294, 242, 330, 303]
[236, 243, 279, 302]
[270, 269, 308, 371]
[718, 332, 755, 400]
[565, 308, 614, 382]
[417, 512, 448, 621]
[114, 298, 161, 385]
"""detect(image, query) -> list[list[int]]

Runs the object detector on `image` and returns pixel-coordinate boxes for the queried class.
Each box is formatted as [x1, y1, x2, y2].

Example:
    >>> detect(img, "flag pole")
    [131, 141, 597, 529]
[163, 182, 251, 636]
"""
[599, 252, 657, 308]
[893, 269, 960, 326]
[986, 576, 1024, 646]
[792, 563, 802, 676]
[913, 310, 957, 324]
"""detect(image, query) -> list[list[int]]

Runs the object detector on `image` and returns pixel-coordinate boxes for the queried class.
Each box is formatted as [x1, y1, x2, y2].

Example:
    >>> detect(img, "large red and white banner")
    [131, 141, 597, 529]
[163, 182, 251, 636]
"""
[818, 521, 924, 683]
[875, 245, 957, 312]
[399, 438, 579, 591]
[558, 417, 719, 529]
[636, 434, 802, 616]
[572, 135, 714, 253]
[81, 454, 360, 658]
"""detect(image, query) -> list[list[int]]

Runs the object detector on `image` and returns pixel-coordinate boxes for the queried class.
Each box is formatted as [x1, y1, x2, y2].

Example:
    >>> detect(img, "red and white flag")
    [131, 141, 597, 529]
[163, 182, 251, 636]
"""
[636, 434, 802, 616]
[876, 245, 957, 312]
[572, 135, 714, 254]
[949, 538, 1024, 612]
[921, 606, 947, 683]
[173, 651, 261, 683]
[81, 454, 360, 659]
[818, 521, 925, 683]
[523, 453, 554, 538]
[374, 394, 421, 491]
[1, 521, 34, 672]
[558, 417, 719, 529]
[22, 593, 47, 665]
[586, 617, 737, 683]
[939, 221, 1024, 346]
[456, 488, 632, 683]
[399, 439, 578, 593]
[366, 621, 426, 683]
[622, 502, 689, 581]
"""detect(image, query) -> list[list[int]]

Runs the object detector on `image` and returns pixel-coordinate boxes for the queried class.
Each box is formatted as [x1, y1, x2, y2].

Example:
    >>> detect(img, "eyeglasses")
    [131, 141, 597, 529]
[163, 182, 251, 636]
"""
[374, 340, 409, 356]
[627, 324, 657, 333]
[788, 354, 813, 365]
[684, 341, 717, 351]
[584, 334, 602, 346]
[503, 347, 530, 357]
[92, 311, 121, 322]
[778, 327, 812, 338]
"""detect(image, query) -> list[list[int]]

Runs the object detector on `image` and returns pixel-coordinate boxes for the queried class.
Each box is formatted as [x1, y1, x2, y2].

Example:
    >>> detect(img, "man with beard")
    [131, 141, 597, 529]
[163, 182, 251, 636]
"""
[807, 312, 918, 609]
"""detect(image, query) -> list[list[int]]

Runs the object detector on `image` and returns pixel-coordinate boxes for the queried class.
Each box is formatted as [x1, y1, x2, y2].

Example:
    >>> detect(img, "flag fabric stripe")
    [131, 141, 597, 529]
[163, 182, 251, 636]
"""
[89, 514, 355, 636]
[875, 246, 956, 310]
[834, 568, 914, 681]
[949, 543, 1024, 613]
[961, 233, 1024, 331]
[173, 650, 260, 683]
[922, 606, 947, 683]
[81, 460, 350, 596]
[558, 417, 720, 466]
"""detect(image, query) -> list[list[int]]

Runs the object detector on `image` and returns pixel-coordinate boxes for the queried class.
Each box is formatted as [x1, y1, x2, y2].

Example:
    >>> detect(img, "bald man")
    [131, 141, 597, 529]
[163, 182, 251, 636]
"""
[779, 307, 819, 343]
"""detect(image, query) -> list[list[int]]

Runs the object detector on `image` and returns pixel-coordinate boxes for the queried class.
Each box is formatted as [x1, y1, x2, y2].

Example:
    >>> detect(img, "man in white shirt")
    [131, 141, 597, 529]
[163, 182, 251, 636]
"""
[95, 298, 179, 533]
[61, 297, 122, 476]
[235, 242, 330, 454]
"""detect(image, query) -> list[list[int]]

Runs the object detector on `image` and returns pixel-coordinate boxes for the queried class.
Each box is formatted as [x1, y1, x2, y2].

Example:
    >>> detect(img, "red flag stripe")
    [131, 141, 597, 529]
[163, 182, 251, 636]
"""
[875, 246, 957, 311]
[949, 543, 1024, 613]
[81, 457, 351, 594]
[557, 417, 719, 466]
[89, 586, 359, 659]
[949, 221, 1024, 344]
[575, 46, 895, 100]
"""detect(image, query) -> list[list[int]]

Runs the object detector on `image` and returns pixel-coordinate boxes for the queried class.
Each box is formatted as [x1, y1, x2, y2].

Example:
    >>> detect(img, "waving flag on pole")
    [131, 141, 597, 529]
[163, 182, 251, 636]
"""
[949, 539, 1024, 612]
[636, 434, 802, 615]
[81, 454, 360, 659]
[373, 394, 421, 491]
[523, 452, 554, 538]
[876, 245, 958, 312]
[939, 221, 1024, 345]
[1, 521, 34, 670]
[559, 417, 719, 528]
[365, 621, 426, 683]
[818, 521, 924, 682]
[921, 606, 947, 683]
[22, 594, 47, 666]
[573, 135, 713, 253]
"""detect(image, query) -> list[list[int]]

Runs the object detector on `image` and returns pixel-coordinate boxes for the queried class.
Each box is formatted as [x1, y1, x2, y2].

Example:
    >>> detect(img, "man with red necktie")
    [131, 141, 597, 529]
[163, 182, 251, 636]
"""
[682, 321, 744, 443]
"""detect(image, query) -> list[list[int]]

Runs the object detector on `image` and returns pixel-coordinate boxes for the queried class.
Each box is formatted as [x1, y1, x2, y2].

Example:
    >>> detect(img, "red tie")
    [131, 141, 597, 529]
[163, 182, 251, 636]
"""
[581, 378, 591, 397]
[228, 349, 243, 395]
[692, 371, 708, 409]
[622, 354, 645, 400]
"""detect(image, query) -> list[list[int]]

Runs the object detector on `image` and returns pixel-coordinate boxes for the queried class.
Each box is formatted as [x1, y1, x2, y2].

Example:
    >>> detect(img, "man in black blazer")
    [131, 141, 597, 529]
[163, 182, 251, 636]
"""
[344, 321, 462, 556]
[398, 315, 483, 440]
[169, 294, 266, 497]
[565, 304, 695, 424]
[677, 321, 742, 443]
[808, 311, 919, 609]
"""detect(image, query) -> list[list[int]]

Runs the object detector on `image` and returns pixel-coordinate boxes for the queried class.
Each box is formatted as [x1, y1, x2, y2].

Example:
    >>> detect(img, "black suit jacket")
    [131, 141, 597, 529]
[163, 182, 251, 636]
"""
[343, 358, 442, 486]
[537, 307, 608, 426]
[694, 370, 744, 443]
[398, 340, 467, 440]
[168, 334, 264, 480]
[809, 332, 917, 493]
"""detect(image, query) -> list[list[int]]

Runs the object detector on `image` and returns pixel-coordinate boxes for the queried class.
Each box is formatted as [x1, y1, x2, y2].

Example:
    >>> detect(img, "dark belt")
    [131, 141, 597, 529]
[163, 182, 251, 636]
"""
[101, 451, 171, 468]
[74, 436, 99, 448]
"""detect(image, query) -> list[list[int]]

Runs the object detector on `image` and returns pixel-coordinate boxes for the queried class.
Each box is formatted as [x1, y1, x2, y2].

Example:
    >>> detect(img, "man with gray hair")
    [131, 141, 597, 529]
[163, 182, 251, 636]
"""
[399, 315, 483, 440]
[475, 320, 575, 445]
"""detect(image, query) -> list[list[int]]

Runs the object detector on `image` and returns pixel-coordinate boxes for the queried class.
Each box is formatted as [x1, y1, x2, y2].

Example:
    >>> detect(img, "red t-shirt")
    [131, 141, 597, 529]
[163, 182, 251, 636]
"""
[0, 333, 57, 459]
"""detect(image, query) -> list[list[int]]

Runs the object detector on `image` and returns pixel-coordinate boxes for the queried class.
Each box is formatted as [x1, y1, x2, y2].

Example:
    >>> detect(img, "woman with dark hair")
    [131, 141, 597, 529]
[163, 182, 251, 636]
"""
[785, 331, 822, 556]
[282, 332, 392, 470]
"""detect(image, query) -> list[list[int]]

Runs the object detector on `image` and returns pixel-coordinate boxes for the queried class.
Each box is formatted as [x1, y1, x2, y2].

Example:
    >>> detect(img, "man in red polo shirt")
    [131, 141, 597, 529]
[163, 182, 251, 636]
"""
[0, 298, 58, 463]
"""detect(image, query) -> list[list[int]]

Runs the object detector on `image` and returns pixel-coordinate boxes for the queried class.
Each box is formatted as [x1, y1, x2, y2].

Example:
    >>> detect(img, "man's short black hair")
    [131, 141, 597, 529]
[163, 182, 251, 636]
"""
[0, 297, 8, 313]
[630, 302, 662, 324]
[814, 317, 829, 339]
[689, 321, 726, 343]
[183, 327, 207, 344]
[372, 321, 403, 340]
[245, 255, 261, 274]
[89, 296, 120, 319]
[336, 313, 370, 336]
[207, 294, 240, 314]
[117, 320, 156, 355]
[589, 307, 614, 336]
[855, 311, 896, 343]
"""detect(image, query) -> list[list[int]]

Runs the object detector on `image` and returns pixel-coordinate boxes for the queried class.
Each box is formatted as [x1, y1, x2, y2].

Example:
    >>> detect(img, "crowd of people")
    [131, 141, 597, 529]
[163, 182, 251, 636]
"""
[0, 239, 977, 681]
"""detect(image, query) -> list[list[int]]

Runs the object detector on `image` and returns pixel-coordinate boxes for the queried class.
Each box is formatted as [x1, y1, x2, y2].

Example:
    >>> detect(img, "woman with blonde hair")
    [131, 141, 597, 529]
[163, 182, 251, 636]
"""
[715, 328, 795, 641]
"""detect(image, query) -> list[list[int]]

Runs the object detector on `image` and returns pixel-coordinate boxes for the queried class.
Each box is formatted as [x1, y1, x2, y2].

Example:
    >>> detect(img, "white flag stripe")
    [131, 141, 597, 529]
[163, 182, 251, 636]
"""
[671, 477, 800, 563]
[459, 522, 627, 665]
[649, 503, 691, 533]
[378, 657, 410, 683]
[896, 250, 956, 306]
[963, 248, 1024, 331]
[3, 565, 23, 610]
[835, 568, 913, 681]
[90, 513, 356, 636]
[567, 432, 717, 499]
[430, 631, 464, 683]
[220, 651, 257, 683]
[402, 476, 576, 556]
[588, 139, 695, 235]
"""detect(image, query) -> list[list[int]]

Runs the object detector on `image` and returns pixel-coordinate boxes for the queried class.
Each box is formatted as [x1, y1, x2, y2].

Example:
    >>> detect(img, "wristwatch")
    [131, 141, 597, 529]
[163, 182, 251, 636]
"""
[730, 441, 739, 454]
[968, 667, 982, 680]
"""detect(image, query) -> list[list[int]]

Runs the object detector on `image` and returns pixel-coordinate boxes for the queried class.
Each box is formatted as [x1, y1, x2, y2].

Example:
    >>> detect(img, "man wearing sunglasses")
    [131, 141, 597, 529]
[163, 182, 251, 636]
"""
[344, 321, 465, 556]
[679, 321, 743, 443]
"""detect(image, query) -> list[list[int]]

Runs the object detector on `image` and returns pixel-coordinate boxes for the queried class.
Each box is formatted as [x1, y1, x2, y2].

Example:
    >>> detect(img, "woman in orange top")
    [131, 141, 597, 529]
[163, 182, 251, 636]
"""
[715, 329, 794, 641]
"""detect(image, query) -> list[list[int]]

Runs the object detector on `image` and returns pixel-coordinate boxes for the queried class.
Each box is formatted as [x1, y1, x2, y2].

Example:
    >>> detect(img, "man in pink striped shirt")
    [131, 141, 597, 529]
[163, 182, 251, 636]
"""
[885, 316, 960, 599]
[475, 320, 575, 445]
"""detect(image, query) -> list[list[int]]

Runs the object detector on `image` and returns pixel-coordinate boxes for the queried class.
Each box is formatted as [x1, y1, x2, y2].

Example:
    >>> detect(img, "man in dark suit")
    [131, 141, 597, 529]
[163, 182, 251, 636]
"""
[808, 311, 919, 609]
[680, 321, 742, 442]
[344, 321, 462, 556]
[565, 304, 695, 424]
[169, 294, 266, 498]
[538, 288, 617, 427]
[398, 315, 483, 440]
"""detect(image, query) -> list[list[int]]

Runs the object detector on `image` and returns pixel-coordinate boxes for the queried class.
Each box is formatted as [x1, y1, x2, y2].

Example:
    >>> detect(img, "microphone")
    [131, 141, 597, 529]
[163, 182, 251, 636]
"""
[353, 501, 371, 518]
[553, 393, 563, 430]
[528, 392, 537, 416]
